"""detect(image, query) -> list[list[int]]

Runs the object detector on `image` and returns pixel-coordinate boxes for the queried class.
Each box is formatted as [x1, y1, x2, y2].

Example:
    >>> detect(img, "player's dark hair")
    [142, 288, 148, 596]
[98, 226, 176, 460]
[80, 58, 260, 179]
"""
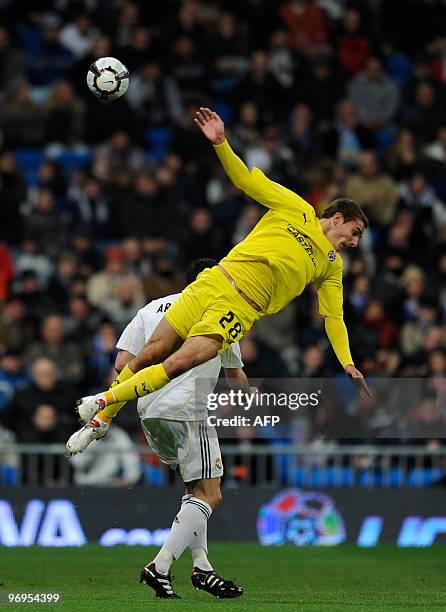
[185, 258, 218, 285]
[321, 198, 369, 228]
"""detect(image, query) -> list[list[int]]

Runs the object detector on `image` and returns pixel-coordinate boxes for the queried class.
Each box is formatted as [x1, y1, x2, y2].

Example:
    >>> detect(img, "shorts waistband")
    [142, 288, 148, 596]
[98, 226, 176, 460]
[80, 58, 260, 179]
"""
[217, 265, 262, 312]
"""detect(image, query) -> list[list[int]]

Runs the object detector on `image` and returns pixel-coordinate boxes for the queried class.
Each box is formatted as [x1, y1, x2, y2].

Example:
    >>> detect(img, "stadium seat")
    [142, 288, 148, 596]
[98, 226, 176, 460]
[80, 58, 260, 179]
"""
[56, 151, 92, 173]
[0, 465, 19, 486]
[14, 149, 46, 185]
[143, 464, 165, 487]
[144, 127, 172, 160]
[407, 468, 444, 487]
[210, 102, 234, 126]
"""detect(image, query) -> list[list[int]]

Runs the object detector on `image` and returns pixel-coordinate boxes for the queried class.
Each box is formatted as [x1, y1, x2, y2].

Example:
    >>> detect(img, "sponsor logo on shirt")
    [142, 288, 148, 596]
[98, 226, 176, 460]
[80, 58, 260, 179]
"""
[285, 224, 316, 267]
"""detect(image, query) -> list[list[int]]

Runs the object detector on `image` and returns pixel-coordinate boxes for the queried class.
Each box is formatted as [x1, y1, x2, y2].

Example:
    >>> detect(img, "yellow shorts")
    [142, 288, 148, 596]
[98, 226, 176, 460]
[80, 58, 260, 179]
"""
[165, 266, 261, 351]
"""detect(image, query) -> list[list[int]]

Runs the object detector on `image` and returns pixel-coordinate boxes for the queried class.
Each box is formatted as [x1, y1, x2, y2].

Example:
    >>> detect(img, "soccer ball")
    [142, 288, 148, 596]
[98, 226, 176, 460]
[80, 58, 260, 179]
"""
[86, 57, 130, 101]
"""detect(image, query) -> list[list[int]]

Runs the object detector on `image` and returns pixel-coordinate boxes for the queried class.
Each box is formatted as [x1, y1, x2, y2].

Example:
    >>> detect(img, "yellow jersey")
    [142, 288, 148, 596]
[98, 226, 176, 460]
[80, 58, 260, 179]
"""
[214, 139, 353, 368]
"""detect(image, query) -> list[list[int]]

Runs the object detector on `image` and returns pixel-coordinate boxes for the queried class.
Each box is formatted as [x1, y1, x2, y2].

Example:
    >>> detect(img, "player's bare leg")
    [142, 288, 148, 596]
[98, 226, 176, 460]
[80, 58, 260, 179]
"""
[66, 319, 185, 455]
[75, 333, 224, 417]
[163, 334, 223, 379]
[127, 317, 184, 373]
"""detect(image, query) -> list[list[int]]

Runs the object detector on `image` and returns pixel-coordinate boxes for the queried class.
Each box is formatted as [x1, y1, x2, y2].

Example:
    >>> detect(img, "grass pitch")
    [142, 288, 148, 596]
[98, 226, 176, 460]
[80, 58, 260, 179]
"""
[1, 544, 445, 611]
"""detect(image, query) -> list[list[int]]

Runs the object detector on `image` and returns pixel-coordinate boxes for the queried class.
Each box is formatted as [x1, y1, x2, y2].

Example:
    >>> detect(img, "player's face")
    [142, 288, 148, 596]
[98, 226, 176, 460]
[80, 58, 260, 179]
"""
[332, 217, 365, 251]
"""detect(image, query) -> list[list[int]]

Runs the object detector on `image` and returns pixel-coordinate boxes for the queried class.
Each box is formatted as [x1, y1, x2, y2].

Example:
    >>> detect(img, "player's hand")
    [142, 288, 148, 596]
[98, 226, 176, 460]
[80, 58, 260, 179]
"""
[194, 107, 225, 145]
[345, 365, 372, 399]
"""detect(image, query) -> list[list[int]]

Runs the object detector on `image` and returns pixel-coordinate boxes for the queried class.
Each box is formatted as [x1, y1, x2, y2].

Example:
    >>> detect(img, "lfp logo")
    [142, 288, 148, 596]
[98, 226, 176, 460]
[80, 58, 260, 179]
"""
[257, 489, 346, 546]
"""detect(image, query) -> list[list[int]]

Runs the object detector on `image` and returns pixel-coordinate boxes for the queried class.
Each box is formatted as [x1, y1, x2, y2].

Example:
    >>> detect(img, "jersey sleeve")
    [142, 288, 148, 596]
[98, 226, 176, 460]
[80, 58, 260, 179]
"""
[316, 265, 354, 368]
[221, 341, 244, 368]
[316, 265, 344, 319]
[324, 317, 354, 369]
[213, 139, 315, 220]
[116, 311, 145, 356]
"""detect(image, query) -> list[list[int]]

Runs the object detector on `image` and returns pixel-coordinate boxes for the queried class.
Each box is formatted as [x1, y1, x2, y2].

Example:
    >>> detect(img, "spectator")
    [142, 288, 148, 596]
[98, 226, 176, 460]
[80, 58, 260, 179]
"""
[0, 350, 30, 413]
[59, 14, 99, 60]
[408, 398, 446, 442]
[232, 204, 263, 245]
[236, 50, 286, 123]
[233, 102, 262, 150]
[69, 425, 141, 486]
[268, 30, 295, 89]
[287, 104, 318, 172]
[319, 99, 375, 167]
[181, 207, 224, 262]
[86, 246, 144, 311]
[0, 81, 45, 148]
[14, 239, 53, 289]
[169, 36, 208, 103]
[69, 175, 112, 239]
[24, 189, 66, 251]
[385, 128, 419, 180]
[301, 61, 341, 122]
[401, 81, 445, 145]
[400, 299, 438, 358]
[87, 320, 119, 388]
[348, 56, 400, 130]
[0, 27, 26, 87]
[0, 295, 36, 354]
[0, 151, 27, 245]
[0, 242, 14, 301]
[115, 173, 166, 239]
[142, 255, 184, 302]
[18, 403, 70, 444]
[27, 15, 74, 86]
[120, 27, 154, 71]
[93, 130, 145, 187]
[19, 403, 71, 486]
[126, 62, 174, 127]
[208, 12, 247, 64]
[336, 8, 371, 76]
[33, 159, 68, 213]
[101, 276, 145, 328]
[44, 81, 85, 146]
[47, 252, 80, 305]
[280, 0, 328, 50]
[345, 151, 400, 226]
[26, 314, 85, 386]
[299, 344, 328, 377]
[400, 265, 426, 322]
[1, 356, 76, 433]
[240, 334, 289, 379]
[400, 172, 446, 234]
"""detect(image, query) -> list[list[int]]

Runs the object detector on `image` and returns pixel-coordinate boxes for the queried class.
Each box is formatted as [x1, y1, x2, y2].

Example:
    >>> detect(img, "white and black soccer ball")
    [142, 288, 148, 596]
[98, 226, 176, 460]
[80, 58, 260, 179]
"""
[86, 56, 129, 101]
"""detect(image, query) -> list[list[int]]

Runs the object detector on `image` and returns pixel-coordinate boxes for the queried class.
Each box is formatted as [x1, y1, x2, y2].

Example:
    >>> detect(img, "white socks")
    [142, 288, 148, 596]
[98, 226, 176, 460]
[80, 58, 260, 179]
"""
[182, 494, 213, 571]
[152, 495, 213, 575]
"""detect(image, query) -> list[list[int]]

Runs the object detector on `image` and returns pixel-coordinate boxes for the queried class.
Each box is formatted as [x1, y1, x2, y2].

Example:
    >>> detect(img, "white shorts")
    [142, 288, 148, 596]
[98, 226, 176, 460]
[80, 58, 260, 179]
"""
[141, 418, 223, 483]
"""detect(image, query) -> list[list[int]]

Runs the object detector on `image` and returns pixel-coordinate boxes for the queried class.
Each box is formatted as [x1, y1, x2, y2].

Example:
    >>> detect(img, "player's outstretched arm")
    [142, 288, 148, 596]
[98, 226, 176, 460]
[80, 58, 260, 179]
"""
[324, 316, 371, 399]
[194, 107, 253, 192]
[195, 106, 312, 215]
[194, 107, 226, 146]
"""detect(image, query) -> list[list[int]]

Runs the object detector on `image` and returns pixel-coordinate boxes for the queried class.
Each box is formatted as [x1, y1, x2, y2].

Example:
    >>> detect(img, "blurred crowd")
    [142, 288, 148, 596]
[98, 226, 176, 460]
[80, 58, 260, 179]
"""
[0, 0, 446, 470]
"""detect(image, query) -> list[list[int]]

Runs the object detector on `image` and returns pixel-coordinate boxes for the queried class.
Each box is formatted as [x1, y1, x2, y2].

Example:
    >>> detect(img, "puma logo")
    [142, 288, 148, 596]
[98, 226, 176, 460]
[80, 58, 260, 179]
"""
[303, 212, 308, 225]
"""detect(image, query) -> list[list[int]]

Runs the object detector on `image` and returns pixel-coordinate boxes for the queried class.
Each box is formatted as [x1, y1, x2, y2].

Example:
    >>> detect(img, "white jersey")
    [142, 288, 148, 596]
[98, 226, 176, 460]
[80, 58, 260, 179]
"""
[116, 293, 243, 421]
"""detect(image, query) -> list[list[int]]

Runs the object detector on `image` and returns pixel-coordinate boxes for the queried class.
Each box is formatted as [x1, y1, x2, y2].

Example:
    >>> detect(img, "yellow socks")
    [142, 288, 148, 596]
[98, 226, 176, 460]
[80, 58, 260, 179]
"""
[97, 363, 134, 421]
[103, 364, 170, 404]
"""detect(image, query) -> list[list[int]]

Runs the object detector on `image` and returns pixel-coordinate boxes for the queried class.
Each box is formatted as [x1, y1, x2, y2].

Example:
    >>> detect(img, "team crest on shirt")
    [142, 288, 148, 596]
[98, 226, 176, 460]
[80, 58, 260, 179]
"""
[327, 250, 336, 262]
[215, 457, 222, 470]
